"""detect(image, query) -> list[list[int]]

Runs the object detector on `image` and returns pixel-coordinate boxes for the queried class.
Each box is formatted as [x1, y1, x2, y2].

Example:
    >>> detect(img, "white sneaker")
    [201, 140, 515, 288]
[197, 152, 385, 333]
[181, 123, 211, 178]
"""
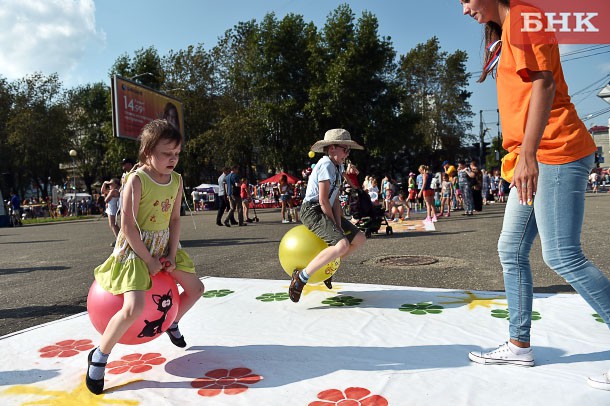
[282, 220, 290, 224]
[468, 342, 534, 367]
[587, 370, 610, 390]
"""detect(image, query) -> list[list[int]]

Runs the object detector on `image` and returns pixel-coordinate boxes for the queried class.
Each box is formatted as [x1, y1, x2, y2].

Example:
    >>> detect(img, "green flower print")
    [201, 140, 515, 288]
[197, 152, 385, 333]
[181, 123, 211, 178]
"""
[256, 292, 290, 302]
[399, 302, 443, 315]
[321, 295, 363, 307]
[202, 289, 234, 298]
[592, 313, 605, 323]
[491, 309, 541, 321]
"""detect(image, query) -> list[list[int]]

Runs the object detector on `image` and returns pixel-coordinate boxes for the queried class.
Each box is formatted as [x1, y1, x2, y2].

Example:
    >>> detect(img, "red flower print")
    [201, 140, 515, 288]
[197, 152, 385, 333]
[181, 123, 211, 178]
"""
[106, 352, 166, 374]
[39, 339, 94, 358]
[191, 367, 262, 397]
[309, 387, 388, 406]
[161, 199, 171, 212]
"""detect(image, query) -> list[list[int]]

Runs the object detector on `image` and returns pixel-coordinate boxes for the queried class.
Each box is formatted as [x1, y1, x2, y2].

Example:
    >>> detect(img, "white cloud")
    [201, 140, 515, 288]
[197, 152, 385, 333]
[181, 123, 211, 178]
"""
[0, 0, 105, 81]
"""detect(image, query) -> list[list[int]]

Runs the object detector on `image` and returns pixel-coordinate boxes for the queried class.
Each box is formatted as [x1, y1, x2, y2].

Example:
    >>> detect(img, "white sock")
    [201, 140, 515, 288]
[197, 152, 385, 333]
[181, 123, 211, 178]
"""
[508, 341, 531, 355]
[168, 321, 182, 339]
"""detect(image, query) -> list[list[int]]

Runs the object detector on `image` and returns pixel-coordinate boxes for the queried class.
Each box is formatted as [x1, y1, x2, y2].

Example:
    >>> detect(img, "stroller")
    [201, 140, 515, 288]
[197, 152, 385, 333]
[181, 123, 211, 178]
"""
[348, 189, 393, 237]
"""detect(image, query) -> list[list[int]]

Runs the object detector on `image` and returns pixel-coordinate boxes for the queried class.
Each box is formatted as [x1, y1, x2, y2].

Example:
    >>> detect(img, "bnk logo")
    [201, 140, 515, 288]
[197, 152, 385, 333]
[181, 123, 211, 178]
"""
[511, 0, 610, 44]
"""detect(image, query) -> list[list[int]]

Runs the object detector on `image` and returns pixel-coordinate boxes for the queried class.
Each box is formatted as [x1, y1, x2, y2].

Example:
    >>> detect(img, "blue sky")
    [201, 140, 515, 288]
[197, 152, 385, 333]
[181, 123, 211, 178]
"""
[1, 0, 609, 137]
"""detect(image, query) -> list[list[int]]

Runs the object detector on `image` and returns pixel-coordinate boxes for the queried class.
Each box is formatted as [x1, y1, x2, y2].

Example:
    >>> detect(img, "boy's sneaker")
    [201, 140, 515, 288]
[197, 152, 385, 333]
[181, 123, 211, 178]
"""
[587, 370, 610, 390]
[468, 342, 534, 367]
[282, 219, 290, 224]
[289, 269, 306, 302]
[323, 276, 333, 289]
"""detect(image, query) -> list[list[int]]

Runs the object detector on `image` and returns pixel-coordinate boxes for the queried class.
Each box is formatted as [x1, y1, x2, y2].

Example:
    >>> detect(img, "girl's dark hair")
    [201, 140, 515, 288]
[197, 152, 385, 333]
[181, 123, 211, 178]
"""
[478, 0, 510, 83]
[138, 119, 182, 163]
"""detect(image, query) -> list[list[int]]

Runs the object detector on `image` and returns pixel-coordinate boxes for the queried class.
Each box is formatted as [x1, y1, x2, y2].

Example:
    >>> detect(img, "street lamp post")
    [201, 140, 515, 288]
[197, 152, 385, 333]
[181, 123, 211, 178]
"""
[129, 72, 154, 82]
[69, 149, 77, 216]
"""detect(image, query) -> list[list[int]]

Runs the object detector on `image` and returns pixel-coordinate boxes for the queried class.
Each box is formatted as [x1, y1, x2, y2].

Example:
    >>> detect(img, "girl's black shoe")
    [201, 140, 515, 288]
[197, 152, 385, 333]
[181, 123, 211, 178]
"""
[166, 327, 187, 348]
[86, 349, 105, 395]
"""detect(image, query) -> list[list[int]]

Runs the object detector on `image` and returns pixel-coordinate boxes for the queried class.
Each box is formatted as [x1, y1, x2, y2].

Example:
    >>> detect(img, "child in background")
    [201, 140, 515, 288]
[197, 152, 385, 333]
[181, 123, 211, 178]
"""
[289, 129, 366, 302]
[390, 190, 409, 221]
[101, 178, 121, 241]
[86, 120, 204, 395]
[439, 173, 453, 217]
[240, 178, 254, 222]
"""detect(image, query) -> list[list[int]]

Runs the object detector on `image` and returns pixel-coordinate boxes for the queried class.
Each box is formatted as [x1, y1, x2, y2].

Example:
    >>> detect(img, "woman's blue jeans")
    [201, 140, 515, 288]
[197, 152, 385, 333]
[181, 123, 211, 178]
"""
[498, 153, 610, 342]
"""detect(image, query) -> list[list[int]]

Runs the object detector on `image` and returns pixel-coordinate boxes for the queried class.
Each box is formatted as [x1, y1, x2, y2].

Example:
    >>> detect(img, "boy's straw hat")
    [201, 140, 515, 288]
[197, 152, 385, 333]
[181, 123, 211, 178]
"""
[310, 129, 364, 153]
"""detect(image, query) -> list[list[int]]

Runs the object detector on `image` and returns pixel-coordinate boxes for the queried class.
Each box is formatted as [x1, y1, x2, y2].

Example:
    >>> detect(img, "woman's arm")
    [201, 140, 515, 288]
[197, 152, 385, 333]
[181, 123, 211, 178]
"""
[513, 69, 556, 204]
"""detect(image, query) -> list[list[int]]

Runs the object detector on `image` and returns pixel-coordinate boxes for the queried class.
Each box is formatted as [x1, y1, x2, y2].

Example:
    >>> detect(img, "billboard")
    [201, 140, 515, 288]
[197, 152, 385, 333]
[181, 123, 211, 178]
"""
[111, 75, 184, 140]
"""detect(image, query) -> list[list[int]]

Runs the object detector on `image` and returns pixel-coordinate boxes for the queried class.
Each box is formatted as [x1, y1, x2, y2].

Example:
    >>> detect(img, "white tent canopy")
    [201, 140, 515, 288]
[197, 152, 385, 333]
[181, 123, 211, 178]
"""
[194, 183, 220, 194]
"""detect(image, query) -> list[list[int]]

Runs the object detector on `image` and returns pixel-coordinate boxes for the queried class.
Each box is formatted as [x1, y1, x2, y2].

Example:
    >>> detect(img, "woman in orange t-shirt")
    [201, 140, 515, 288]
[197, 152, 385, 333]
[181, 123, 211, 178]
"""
[460, 0, 610, 389]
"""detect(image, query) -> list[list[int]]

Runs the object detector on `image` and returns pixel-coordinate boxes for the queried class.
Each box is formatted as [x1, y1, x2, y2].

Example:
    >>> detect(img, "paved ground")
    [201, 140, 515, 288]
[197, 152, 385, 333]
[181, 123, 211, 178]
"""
[2, 193, 609, 336]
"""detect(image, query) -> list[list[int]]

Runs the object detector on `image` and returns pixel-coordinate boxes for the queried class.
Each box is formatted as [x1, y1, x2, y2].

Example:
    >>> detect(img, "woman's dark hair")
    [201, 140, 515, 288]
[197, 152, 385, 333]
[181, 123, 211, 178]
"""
[478, 0, 510, 83]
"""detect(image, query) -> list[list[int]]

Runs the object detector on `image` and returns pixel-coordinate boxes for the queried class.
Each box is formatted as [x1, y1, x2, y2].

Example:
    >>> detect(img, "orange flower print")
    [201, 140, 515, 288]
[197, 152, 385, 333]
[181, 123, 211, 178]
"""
[39, 339, 94, 358]
[309, 387, 388, 406]
[191, 367, 262, 397]
[153, 200, 160, 206]
[161, 199, 171, 212]
[106, 352, 166, 374]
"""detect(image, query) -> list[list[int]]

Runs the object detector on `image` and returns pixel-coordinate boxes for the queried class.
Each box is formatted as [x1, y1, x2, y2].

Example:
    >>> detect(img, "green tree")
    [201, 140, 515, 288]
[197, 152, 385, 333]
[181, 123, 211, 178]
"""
[6, 73, 70, 198]
[252, 13, 318, 174]
[162, 44, 220, 185]
[0, 76, 14, 195]
[307, 5, 405, 177]
[64, 82, 113, 194]
[398, 37, 473, 168]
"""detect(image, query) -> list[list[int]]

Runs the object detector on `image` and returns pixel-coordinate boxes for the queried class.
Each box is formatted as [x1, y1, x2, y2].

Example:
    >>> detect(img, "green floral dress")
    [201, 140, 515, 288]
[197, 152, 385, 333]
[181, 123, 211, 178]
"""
[94, 169, 194, 295]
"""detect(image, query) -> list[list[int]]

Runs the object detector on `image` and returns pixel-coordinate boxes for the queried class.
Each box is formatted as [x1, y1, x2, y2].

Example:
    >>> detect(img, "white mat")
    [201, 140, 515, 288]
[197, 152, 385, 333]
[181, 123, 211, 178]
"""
[1, 277, 609, 405]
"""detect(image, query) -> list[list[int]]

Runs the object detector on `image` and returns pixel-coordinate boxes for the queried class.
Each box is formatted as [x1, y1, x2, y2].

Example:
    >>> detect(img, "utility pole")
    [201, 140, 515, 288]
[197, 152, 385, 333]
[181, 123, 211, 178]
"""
[479, 110, 485, 166]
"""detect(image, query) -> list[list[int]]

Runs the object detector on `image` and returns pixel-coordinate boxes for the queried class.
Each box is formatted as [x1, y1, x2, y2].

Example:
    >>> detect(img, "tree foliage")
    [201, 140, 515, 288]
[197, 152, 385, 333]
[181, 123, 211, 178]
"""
[0, 5, 475, 198]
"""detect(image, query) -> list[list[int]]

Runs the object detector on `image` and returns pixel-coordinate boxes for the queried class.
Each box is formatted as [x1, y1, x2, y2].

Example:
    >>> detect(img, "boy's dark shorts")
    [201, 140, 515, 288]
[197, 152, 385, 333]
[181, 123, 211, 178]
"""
[300, 200, 361, 246]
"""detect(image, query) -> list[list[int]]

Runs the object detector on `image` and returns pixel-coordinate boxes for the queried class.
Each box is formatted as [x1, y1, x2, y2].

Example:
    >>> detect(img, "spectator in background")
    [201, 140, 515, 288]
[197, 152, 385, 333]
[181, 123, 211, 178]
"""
[191, 188, 201, 211]
[101, 178, 121, 242]
[240, 178, 254, 223]
[217, 167, 231, 227]
[344, 161, 360, 189]
[590, 170, 599, 193]
[439, 173, 453, 217]
[457, 161, 474, 215]
[417, 164, 437, 223]
[470, 160, 483, 212]
[389, 190, 409, 221]
[226, 165, 246, 227]
[9, 190, 21, 219]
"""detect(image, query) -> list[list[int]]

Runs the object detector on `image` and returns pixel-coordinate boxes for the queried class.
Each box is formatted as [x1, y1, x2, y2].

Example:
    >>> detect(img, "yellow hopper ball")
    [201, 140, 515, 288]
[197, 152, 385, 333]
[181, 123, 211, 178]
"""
[278, 225, 340, 284]
[308, 150, 315, 158]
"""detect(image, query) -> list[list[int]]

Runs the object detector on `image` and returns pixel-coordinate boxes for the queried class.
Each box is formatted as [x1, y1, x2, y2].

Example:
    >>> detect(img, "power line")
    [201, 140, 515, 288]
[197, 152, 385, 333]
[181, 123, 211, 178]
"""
[571, 74, 610, 97]
[581, 106, 610, 122]
[561, 44, 610, 57]
[562, 49, 610, 62]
